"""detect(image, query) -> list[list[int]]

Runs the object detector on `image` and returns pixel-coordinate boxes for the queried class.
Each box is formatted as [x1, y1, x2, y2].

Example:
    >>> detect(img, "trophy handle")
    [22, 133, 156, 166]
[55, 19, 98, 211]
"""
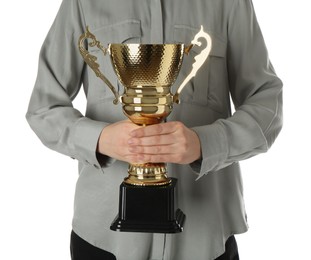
[78, 26, 119, 104]
[173, 26, 212, 104]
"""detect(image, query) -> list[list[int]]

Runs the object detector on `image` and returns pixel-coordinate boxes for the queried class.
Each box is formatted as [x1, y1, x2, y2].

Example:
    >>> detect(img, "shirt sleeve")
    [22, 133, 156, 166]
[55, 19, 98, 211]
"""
[26, 0, 111, 169]
[191, 0, 283, 178]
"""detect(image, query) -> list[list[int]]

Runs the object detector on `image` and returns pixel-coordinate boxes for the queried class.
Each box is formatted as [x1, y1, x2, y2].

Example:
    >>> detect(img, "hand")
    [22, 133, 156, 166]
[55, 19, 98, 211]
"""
[97, 120, 141, 163]
[128, 121, 202, 164]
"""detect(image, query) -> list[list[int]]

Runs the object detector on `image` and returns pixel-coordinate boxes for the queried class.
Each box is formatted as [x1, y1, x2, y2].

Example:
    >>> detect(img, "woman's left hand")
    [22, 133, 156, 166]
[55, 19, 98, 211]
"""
[128, 121, 201, 164]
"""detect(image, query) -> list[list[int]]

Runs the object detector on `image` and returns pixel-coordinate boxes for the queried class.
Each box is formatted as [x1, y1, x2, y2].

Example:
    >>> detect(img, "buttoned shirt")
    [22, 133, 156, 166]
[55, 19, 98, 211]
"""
[26, 0, 283, 259]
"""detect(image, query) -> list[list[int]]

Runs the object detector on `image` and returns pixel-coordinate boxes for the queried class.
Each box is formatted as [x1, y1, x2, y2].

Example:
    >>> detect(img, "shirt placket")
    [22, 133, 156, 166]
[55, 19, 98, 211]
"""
[150, 233, 168, 260]
[148, 1, 165, 259]
[149, 0, 163, 43]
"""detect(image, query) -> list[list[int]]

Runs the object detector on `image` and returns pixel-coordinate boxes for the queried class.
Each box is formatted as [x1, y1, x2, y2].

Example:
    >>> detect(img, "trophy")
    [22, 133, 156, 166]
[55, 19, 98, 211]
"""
[78, 26, 212, 233]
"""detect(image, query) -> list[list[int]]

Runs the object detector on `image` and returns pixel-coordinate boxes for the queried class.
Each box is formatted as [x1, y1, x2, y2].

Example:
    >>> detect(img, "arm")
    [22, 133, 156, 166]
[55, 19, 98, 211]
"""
[26, 0, 110, 168]
[192, 0, 283, 177]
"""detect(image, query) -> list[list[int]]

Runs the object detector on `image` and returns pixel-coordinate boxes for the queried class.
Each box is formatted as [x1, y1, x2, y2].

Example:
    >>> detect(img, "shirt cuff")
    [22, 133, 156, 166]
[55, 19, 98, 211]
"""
[72, 117, 115, 169]
[191, 122, 229, 179]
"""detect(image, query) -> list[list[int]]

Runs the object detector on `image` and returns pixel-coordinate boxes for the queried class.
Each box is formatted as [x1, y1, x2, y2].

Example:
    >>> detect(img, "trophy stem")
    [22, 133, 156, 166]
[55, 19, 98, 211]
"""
[124, 163, 172, 186]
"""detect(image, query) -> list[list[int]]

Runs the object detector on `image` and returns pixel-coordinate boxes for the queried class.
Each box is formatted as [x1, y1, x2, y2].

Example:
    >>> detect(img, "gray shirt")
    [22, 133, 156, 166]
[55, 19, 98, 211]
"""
[26, 0, 283, 259]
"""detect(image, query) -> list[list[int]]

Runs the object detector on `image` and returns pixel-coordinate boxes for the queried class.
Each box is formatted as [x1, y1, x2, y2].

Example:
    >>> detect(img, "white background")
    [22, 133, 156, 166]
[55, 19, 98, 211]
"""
[1, 0, 310, 259]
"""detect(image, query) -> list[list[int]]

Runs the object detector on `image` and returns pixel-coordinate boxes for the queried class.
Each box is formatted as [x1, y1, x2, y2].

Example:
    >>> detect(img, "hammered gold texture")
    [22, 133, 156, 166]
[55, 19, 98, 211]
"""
[109, 44, 184, 87]
[108, 44, 185, 125]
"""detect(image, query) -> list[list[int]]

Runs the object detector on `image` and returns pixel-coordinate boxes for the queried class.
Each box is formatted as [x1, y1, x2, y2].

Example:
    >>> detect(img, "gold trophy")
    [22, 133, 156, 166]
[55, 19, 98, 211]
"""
[79, 26, 212, 233]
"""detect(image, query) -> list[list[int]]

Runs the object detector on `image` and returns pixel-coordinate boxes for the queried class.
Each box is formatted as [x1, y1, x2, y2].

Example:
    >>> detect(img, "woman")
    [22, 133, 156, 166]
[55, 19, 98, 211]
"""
[26, 0, 282, 259]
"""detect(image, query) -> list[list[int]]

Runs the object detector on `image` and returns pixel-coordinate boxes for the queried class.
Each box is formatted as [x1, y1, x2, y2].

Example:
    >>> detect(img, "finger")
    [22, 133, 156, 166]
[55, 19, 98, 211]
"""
[128, 143, 178, 155]
[123, 154, 146, 164]
[128, 134, 177, 146]
[130, 122, 178, 138]
[129, 153, 184, 164]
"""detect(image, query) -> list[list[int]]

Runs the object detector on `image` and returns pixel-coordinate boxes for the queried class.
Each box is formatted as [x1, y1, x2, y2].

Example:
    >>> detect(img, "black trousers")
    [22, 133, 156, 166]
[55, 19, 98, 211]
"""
[70, 231, 239, 260]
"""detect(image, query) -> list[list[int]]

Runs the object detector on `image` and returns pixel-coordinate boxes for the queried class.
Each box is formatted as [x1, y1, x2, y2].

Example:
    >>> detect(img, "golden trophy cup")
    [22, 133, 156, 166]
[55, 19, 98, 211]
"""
[79, 26, 212, 233]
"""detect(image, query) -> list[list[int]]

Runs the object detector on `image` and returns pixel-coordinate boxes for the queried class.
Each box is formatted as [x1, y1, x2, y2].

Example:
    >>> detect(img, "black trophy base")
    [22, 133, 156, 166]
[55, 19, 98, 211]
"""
[110, 178, 185, 233]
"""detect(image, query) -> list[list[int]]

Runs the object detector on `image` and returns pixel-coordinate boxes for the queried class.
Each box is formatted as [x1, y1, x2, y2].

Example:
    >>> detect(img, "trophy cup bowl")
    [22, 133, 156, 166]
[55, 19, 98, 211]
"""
[79, 26, 212, 233]
[110, 43, 184, 126]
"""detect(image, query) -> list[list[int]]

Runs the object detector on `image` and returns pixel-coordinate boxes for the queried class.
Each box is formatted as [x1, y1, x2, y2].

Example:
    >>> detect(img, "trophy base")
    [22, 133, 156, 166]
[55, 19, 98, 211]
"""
[110, 178, 185, 233]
